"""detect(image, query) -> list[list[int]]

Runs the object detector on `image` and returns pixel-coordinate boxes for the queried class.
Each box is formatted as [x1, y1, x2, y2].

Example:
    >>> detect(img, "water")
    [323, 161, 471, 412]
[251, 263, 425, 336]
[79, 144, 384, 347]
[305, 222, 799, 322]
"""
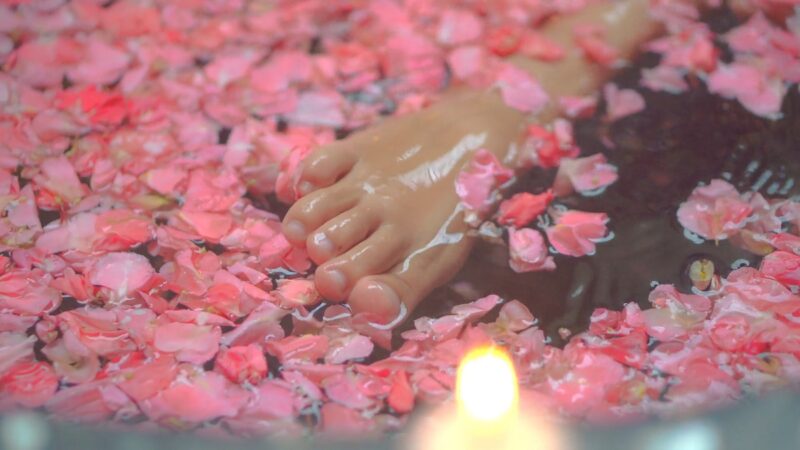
[411, 55, 800, 345]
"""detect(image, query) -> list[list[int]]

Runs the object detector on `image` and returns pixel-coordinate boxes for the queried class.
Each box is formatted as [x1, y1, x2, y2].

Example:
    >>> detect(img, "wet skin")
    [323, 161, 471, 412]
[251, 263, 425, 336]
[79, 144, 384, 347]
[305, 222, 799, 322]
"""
[282, 0, 663, 324]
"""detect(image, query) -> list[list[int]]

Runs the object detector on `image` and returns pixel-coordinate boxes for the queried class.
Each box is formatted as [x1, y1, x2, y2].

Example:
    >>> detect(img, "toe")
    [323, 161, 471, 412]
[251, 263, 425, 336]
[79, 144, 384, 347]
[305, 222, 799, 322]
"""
[314, 225, 408, 301]
[296, 144, 357, 197]
[349, 237, 475, 324]
[349, 276, 405, 325]
[306, 205, 380, 265]
[282, 187, 358, 246]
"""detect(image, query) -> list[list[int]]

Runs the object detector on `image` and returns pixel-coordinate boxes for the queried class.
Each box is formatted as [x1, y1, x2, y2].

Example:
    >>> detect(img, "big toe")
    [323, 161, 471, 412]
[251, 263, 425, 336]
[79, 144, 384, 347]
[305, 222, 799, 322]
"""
[348, 238, 474, 324]
[314, 225, 408, 302]
[295, 143, 357, 197]
[349, 276, 405, 325]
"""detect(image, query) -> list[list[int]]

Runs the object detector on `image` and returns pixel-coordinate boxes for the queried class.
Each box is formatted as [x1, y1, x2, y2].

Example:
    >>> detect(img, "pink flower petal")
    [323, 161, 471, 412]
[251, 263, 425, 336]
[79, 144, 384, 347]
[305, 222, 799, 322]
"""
[553, 154, 618, 196]
[141, 371, 249, 424]
[88, 252, 154, 300]
[35, 156, 86, 206]
[387, 370, 414, 414]
[0, 360, 59, 408]
[559, 95, 598, 119]
[604, 83, 645, 122]
[0, 332, 36, 374]
[455, 149, 513, 217]
[508, 227, 555, 273]
[495, 64, 549, 113]
[497, 190, 554, 228]
[274, 279, 320, 308]
[154, 322, 221, 365]
[178, 210, 233, 241]
[67, 40, 130, 85]
[437, 9, 483, 46]
[545, 210, 609, 257]
[760, 251, 800, 287]
[326, 333, 374, 364]
[265, 335, 329, 363]
[641, 66, 689, 93]
[575, 25, 619, 66]
[497, 300, 536, 332]
[707, 63, 786, 119]
[677, 179, 753, 240]
[216, 344, 268, 385]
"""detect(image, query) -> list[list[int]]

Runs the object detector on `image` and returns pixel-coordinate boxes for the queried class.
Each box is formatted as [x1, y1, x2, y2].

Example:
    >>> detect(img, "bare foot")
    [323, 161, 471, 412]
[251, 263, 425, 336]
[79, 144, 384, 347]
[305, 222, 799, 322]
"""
[282, 0, 662, 324]
[283, 91, 525, 322]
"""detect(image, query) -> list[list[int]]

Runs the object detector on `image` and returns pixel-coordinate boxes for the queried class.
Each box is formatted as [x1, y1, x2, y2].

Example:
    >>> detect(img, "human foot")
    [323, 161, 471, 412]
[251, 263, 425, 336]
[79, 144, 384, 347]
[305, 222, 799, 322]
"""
[282, 0, 663, 324]
[282, 91, 526, 323]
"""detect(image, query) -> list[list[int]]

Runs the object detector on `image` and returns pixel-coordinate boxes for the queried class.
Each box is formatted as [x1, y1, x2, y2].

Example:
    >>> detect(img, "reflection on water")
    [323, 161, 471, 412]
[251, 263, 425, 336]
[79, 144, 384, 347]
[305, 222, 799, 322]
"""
[412, 54, 800, 344]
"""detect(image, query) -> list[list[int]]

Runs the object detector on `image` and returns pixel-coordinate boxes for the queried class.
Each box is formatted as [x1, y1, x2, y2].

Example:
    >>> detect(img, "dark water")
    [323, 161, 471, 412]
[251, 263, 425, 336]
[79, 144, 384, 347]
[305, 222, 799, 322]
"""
[411, 44, 800, 344]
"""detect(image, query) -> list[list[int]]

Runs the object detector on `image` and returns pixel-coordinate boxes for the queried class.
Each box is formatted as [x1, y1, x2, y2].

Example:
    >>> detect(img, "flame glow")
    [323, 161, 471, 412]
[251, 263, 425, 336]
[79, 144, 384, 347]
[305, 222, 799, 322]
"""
[456, 346, 518, 423]
[413, 344, 562, 450]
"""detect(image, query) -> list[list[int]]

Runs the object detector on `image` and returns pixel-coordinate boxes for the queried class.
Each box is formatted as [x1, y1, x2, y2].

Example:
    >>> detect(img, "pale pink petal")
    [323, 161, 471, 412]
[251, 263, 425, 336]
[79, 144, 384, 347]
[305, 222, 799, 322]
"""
[141, 371, 249, 424]
[437, 9, 483, 46]
[216, 344, 268, 384]
[178, 210, 233, 241]
[604, 83, 645, 122]
[326, 333, 374, 364]
[153, 322, 221, 365]
[508, 227, 556, 273]
[274, 279, 320, 308]
[707, 63, 786, 119]
[88, 252, 154, 300]
[545, 210, 609, 257]
[455, 149, 514, 218]
[641, 66, 689, 93]
[553, 154, 618, 196]
[677, 179, 753, 240]
[495, 64, 549, 113]
[67, 40, 131, 85]
[0, 360, 59, 408]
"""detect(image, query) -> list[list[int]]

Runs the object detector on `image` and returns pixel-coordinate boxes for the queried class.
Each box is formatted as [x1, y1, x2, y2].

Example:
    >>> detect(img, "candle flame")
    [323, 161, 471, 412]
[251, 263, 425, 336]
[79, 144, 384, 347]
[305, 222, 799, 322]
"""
[456, 346, 518, 423]
[413, 345, 563, 450]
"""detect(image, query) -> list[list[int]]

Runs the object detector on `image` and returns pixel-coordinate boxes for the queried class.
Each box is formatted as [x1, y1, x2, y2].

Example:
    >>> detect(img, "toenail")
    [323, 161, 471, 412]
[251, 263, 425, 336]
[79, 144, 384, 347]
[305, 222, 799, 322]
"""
[323, 269, 346, 293]
[368, 302, 407, 330]
[297, 181, 314, 196]
[311, 232, 334, 254]
[284, 220, 306, 240]
[370, 281, 401, 312]
[353, 280, 403, 325]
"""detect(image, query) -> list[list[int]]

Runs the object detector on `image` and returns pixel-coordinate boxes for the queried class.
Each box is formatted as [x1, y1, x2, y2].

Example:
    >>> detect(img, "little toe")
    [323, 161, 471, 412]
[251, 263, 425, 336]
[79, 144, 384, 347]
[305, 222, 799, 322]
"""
[296, 144, 357, 196]
[306, 206, 380, 265]
[282, 187, 358, 246]
[314, 225, 408, 302]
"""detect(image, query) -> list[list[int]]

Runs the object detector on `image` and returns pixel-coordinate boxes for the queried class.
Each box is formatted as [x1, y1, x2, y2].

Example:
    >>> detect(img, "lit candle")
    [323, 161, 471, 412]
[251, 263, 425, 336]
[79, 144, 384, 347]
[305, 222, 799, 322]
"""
[412, 346, 562, 450]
